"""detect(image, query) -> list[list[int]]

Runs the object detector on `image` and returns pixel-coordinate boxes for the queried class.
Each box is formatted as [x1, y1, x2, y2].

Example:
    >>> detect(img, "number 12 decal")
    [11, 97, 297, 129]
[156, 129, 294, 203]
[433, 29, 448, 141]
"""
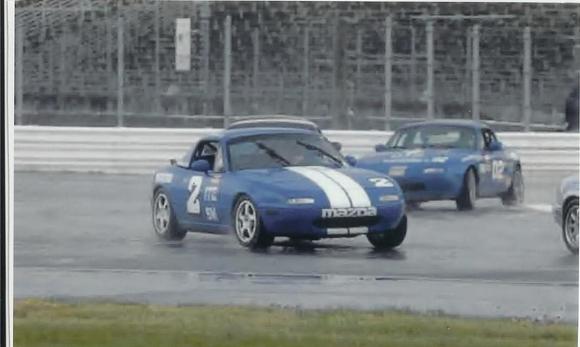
[187, 176, 203, 214]
[492, 160, 505, 181]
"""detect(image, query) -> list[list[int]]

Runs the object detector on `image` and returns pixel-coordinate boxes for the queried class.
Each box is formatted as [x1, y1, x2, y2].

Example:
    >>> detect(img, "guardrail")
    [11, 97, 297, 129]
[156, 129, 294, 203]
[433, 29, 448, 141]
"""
[14, 126, 580, 174]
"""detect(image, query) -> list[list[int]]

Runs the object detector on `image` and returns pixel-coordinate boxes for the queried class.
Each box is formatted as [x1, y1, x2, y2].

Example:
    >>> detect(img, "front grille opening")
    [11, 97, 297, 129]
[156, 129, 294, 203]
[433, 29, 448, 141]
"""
[314, 216, 380, 228]
[401, 182, 426, 192]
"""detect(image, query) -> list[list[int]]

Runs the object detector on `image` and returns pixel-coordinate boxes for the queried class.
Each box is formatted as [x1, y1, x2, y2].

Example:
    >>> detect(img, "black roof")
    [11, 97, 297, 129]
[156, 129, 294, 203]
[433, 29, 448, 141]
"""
[227, 116, 320, 132]
[398, 119, 489, 131]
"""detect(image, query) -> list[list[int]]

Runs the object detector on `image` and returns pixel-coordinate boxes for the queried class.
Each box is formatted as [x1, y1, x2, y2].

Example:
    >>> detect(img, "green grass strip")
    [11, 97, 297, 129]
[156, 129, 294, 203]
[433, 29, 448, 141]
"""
[14, 299, 577, 347]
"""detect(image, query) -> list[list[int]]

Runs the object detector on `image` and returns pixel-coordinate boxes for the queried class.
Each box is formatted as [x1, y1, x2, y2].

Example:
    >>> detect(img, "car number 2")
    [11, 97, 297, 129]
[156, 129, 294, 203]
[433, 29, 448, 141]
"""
[187, 176, 203, 214]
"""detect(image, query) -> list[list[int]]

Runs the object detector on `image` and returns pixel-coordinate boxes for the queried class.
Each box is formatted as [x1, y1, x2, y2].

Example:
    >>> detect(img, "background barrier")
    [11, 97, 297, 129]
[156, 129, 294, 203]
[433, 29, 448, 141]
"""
[15, 2, 579, 130]
[14, 126, 579, 174]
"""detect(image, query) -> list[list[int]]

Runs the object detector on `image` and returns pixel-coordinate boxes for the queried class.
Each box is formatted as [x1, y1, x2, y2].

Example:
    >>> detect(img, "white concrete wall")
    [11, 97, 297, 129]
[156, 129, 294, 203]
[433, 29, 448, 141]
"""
[14, 126, 580, 174]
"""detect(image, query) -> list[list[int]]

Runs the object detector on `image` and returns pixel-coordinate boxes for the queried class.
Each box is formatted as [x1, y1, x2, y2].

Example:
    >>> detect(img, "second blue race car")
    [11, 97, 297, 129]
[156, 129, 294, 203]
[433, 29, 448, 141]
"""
[355, 120, 524, 210]
[151, 127, 407, 250]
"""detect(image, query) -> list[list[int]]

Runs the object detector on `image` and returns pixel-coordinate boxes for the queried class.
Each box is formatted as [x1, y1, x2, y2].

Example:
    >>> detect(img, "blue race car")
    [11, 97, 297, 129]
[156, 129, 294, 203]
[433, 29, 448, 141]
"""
[356, 120, 524, 210]
[151, 128, 407, 250]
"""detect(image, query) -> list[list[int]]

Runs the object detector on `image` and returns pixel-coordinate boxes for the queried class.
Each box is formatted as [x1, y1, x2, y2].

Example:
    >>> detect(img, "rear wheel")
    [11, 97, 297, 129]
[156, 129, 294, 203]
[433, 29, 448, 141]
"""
[367, 215, 407, 250]
[501, 168, 524, 206]
[562, 199, 579, 254]
[152, 189, 186, 241]
[233, 196, 274, 249]
[456, 169, 477, 211]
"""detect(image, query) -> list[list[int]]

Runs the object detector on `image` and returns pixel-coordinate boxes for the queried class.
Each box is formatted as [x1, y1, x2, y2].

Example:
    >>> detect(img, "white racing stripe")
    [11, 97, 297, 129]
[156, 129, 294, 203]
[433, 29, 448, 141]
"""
[287, 167, 351, 208]
[525, 204, 553, 213]
[314, 167, 372, 208]
[288, 166, 373, 237]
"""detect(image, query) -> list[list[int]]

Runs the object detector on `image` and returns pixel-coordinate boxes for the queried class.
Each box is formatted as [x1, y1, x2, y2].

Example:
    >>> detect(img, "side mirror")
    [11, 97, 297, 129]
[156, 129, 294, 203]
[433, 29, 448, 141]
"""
[331, 141, 342, 151]
[375, 144, 388, 152]
[170, 158, 177, 166]
[345, 155, 357, 167]
[488, 141, 504, 152]
[190, 159, 211, 172]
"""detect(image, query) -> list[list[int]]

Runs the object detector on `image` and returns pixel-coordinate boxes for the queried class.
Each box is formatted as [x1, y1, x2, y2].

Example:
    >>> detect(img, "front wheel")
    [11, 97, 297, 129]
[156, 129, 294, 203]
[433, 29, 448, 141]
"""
[152, 189, 187, 241]
[501, 168, 524, 206]
[367, 215, 407, 250]
[233, 196, 274, 249]
[456, 169, 477, 211]
[562, 199, 579, 255]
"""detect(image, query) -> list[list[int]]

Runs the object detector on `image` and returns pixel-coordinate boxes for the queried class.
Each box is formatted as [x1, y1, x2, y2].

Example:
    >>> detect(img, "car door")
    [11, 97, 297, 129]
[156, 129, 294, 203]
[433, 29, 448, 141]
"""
[198, 144, 225, 229]
[175, 140, 223, 231]
[476, 129, 495, 197]
[480, 128, 508, 195]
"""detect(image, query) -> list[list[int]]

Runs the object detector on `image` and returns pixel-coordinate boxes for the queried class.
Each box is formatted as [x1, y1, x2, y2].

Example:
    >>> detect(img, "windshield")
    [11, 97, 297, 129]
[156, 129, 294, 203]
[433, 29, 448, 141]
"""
[228, 133, 345, 171]
[387, 125, 477, 150]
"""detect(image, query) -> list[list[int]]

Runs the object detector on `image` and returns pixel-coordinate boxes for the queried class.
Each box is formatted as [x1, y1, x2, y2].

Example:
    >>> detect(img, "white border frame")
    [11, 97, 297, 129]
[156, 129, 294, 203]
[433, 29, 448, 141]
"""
[5, 1, 14, 347]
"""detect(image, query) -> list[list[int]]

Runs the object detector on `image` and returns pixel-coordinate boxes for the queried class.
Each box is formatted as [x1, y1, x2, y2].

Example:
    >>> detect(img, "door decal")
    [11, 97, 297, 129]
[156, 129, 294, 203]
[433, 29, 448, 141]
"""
[205, 207, 218, 221]
[492, 160, 505, 180]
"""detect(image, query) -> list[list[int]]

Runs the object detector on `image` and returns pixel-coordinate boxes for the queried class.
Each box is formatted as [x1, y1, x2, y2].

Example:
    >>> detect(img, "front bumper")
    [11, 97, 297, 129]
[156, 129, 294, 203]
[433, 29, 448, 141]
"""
[258, 202, 405, 238]
[391, 172, 463, 202]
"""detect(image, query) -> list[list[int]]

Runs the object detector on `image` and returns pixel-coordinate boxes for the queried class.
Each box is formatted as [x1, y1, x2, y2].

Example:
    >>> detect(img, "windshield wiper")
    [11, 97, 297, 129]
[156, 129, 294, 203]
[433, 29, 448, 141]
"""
[256, 142, 290, 166]
[296, 140, 344, 167]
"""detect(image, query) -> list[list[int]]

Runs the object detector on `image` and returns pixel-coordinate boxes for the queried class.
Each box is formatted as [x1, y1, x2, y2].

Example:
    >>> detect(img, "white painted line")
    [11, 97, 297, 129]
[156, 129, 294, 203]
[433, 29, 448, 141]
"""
[524, 204, 553, 213]
[15, 266, 577, 287]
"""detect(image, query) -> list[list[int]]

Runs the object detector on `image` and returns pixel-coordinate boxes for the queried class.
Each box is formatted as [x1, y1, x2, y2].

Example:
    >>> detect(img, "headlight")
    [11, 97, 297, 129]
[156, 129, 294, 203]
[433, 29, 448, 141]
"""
[423, 168, 445, 174]
[379, 194, 400, 202]
[287, 198, 315, 205]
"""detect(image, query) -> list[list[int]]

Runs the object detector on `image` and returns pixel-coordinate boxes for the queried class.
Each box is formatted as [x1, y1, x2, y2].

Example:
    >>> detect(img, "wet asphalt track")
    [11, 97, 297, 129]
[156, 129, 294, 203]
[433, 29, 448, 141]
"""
[14, 171, 579, 322]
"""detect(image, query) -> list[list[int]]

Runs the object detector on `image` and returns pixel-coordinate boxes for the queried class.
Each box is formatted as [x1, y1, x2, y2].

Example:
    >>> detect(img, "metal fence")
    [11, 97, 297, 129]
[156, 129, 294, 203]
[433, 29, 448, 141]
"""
[14, 1, 580, 130]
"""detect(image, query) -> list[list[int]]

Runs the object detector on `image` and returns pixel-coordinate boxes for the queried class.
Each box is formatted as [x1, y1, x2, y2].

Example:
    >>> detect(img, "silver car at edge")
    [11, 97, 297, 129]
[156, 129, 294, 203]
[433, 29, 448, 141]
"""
[553, 175, 579, 254]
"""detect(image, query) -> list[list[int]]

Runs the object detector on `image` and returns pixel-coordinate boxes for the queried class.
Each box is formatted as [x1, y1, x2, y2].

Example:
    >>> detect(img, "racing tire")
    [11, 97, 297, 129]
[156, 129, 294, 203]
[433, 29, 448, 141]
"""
[152, 189, 187, 241]
[367, 215, 407, 250]
[233, 195, 274, 249]
[562, 199, 579, 255]
[456, 168, 477, 211]
[501, 168, 524, 206]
